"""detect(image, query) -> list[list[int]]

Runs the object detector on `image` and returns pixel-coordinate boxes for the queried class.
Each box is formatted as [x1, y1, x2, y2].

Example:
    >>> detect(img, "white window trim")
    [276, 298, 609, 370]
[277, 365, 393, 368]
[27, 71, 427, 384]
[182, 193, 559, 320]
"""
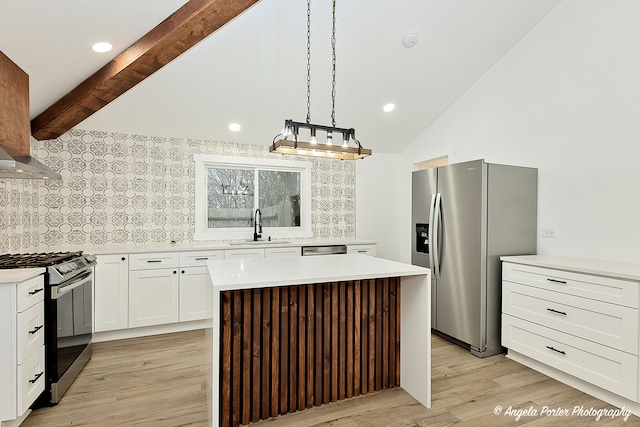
[194, 154, 312, 241]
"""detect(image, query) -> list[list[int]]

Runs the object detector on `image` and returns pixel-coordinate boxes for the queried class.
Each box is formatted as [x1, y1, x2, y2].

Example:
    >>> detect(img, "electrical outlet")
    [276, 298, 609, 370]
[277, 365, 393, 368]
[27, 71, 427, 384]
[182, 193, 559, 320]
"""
[542, 228, 556, 238]
[143, 223, 156, 231]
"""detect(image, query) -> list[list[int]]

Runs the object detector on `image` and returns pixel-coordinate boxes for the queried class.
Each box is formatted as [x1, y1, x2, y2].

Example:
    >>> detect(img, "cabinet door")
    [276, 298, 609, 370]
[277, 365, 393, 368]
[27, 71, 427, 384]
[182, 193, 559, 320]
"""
[94, 254, 129, 332]
[179, 267, 213, 322]
[129, 269, 179, 328]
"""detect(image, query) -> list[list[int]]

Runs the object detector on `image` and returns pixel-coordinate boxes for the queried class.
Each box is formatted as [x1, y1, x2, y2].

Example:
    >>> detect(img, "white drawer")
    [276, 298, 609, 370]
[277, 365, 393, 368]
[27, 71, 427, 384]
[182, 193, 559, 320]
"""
[264, 247, 301, 258]
[503, 262, 638, 308]
[17, 274, 45, 312]
[347, 245, 376, 256]
[503, 281, 638, 355]
[129, 252, 179, 270]
[502, 314, 638, 401]
[179, 250, 224, 267]
[17, 346, 45, 416]
[224, 248, 264, 259]
[17, 302, 45, 364]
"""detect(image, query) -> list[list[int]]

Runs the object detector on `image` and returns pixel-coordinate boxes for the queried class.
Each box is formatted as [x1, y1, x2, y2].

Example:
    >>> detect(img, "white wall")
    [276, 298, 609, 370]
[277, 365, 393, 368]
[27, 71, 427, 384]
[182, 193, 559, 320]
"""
[356, 153, 410, 262]
[400, 0, 640, 263]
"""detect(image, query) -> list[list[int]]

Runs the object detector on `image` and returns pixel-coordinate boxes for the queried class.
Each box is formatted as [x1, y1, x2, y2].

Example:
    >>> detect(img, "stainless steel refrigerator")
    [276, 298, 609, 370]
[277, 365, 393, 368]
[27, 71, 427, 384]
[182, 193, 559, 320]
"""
[411, 159, 537, 357]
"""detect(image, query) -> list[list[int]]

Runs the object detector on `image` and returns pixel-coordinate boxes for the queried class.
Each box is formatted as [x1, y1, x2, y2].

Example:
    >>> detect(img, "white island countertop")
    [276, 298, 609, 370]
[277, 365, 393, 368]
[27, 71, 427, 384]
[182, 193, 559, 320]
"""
[207, 253, 429, 291]
[207, 253, 431, 426]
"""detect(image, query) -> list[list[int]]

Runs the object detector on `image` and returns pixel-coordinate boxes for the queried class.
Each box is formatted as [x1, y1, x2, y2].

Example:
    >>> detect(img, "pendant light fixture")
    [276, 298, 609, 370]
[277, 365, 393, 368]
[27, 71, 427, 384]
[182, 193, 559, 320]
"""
[270, 0, 371, 160]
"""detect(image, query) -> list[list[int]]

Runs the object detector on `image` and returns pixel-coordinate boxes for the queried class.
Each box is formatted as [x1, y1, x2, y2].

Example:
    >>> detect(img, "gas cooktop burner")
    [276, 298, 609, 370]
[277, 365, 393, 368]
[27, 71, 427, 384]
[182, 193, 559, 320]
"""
[0, 251, 83, 269]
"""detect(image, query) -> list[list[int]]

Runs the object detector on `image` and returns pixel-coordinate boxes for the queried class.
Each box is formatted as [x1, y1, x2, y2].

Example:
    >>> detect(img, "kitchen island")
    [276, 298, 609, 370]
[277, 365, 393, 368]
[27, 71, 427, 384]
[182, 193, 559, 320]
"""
[207, 253, 431, 427]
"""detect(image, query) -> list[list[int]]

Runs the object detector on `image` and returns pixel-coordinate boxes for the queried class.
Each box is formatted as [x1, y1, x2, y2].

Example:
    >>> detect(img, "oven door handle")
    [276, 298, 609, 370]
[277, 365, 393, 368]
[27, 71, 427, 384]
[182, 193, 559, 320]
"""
[52, 272, 92, 299]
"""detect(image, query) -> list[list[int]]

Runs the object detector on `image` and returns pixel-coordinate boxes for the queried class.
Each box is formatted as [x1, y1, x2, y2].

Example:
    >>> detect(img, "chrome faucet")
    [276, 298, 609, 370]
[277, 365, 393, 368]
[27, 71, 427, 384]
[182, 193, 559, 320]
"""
[253, 208, 262, 241]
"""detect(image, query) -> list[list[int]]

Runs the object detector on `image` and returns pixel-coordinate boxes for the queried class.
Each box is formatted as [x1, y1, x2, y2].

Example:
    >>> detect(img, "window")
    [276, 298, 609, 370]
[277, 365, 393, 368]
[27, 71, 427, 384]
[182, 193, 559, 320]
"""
[194, 155, 312, 240]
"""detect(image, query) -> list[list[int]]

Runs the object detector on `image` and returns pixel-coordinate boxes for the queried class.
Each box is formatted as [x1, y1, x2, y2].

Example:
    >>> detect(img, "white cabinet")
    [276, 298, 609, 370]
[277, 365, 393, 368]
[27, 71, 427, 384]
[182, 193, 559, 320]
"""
[1, 273, 46, 423]
[129, 268, 179, 328]
[94, 254, 129, 332]
[93, 242, 375, 338]
[179, 267, 213, 322]
[128, 251, 224, 327]
[502, 256, 640, 406]
[347, 244, 377, 256]
[179, 250, 223, 322]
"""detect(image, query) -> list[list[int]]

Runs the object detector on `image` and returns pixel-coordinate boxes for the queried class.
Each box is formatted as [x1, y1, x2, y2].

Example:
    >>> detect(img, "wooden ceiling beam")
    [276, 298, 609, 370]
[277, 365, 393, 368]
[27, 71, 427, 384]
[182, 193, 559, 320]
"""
[31, 0, 260, 141]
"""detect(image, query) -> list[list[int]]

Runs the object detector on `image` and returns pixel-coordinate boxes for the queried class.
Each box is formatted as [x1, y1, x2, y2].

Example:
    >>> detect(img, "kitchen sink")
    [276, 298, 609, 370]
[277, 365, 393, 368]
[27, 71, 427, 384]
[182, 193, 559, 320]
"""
[228, 240, 290, 245]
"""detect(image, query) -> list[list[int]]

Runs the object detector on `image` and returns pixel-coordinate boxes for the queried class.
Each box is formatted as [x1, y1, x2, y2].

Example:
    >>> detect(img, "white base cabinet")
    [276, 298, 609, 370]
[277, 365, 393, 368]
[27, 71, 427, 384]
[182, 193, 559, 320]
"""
[179, 267, 212, 322]
[1, 272, 46, 424]
[501, 255, 640, 414]
[93, 243, 373, 340]
[129, 268, 179, 328]
[94, 254, 129, 332]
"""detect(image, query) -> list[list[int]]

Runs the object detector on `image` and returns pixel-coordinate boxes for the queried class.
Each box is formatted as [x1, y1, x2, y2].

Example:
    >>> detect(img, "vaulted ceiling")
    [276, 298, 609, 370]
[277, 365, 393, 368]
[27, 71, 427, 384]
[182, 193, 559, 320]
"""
[0, 0, 562, 154]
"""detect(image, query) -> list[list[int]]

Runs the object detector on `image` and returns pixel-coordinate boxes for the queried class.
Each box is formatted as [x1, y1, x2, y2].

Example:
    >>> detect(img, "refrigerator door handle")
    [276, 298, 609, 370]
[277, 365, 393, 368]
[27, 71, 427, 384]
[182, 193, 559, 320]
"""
[428, 193, 437, 272]
[432, 192, 442, 280]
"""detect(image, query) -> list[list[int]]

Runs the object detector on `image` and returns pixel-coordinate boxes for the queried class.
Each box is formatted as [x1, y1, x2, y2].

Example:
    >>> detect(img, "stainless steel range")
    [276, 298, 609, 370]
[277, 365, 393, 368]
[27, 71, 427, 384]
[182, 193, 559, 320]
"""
[0, 251, 96, 406]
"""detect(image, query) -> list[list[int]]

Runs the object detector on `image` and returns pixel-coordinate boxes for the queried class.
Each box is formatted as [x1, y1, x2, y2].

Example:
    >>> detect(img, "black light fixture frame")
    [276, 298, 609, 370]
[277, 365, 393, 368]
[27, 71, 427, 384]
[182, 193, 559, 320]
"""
[270, 120, 371, 160]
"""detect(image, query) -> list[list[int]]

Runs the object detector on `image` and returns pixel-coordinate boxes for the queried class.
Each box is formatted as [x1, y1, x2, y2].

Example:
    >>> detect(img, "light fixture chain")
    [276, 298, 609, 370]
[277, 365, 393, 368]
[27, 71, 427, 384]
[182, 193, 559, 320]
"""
[306, 0, 312, 124]
[331, 0, 336, 127]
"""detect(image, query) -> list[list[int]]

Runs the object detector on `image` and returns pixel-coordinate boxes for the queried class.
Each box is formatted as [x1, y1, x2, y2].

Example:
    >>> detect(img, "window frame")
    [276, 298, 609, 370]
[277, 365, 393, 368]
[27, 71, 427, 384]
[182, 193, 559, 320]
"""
[194, 154, 312, 241]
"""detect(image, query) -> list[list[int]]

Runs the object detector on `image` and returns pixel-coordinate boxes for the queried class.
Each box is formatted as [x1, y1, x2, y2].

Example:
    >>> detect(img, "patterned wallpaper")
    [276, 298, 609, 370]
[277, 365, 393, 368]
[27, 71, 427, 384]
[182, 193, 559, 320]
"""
[0, 129, 356, 254]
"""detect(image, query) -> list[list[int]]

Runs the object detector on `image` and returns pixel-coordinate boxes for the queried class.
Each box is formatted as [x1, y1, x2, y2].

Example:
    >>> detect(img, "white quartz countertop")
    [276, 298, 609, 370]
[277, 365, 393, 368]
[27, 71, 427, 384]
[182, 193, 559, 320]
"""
[501, 255, 640, 281]
[207, 253, 429, 291]
[91, 239, 376, 255]
[0, 268, 45, 284]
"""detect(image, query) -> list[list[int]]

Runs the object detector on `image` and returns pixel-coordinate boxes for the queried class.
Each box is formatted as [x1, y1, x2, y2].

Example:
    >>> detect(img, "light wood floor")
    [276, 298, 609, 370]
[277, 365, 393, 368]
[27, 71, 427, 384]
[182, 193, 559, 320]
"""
[21, 330, 639, 426]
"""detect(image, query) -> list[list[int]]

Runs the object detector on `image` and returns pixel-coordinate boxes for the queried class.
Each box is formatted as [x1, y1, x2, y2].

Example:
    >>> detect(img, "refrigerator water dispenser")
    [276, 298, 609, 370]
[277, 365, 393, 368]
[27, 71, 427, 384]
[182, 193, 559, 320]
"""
[416, 223, 429, 253]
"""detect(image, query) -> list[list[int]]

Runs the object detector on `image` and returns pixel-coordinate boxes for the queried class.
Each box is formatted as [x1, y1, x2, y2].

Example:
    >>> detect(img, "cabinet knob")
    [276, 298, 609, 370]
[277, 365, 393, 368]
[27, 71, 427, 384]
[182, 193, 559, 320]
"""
[121, 257, 126, 261]
[173, 270, 177, 274]
[181, 270, 185, 274]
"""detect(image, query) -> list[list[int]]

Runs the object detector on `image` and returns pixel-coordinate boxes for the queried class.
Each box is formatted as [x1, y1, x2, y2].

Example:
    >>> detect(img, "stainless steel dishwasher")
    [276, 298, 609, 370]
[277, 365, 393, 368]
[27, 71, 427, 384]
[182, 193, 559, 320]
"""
[301, 245, 347, 256]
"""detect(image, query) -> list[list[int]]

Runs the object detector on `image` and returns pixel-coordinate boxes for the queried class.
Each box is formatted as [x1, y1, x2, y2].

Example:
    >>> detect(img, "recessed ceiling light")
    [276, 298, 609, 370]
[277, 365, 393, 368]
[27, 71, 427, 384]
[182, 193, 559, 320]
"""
[383, 103, 395, 112]
[228, 123, 241, 132]
[92, 42, 112, 53]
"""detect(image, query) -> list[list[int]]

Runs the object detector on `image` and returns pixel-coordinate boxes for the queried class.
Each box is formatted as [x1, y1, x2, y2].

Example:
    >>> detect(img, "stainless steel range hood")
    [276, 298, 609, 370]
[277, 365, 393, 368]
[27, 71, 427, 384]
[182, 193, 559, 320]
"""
[0, 144, 61, 180]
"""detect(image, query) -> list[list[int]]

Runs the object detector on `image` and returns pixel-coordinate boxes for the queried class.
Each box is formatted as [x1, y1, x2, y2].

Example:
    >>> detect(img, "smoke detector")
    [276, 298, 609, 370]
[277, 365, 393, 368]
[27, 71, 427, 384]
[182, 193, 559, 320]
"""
[402, 33, 418, 48]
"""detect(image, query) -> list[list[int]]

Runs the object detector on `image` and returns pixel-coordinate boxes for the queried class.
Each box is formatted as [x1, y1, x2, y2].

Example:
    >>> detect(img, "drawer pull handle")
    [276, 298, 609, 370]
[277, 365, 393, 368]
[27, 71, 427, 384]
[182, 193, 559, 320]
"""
[546, 308, 567, 316]
[547, 278, 567, 284]
[546, 345, 566, 355]
[195, 257, 209, 261]
[28, 288, 44, 295]
[28, 325, 43, 334]
[29, 372, 43, 384]
[146, 260, 162, 263]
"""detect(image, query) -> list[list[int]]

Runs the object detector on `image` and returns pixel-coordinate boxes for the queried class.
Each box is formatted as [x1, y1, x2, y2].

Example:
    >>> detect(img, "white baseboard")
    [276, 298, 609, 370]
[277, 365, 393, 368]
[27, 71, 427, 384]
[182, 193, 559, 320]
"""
[1, 409, 30, 427]
[93, 319, 212, 343]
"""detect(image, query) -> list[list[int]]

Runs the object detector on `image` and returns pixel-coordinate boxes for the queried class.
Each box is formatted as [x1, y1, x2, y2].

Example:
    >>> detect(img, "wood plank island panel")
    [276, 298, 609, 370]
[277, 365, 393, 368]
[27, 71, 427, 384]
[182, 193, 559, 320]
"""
[219, 278, 401, 427]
